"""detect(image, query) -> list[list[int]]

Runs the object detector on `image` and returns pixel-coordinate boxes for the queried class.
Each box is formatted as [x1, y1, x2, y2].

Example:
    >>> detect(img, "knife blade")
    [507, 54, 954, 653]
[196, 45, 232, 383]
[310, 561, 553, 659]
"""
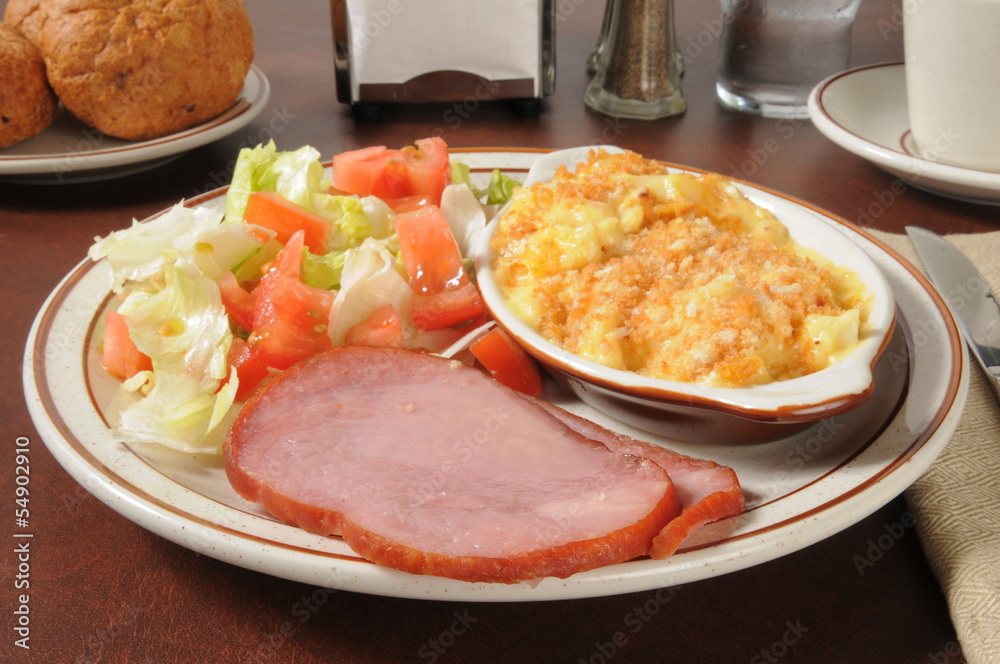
[907, 225, 1000, 401]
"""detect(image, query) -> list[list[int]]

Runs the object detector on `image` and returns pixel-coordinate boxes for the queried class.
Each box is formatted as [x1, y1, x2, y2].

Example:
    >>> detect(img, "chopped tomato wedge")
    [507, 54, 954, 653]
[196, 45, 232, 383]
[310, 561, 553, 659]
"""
[225, 337, 271, 400]
[410, 283, 485, 331]
[218, 272, 257, 332]
[383, 194, 435, 214]
[101, 310, 153, 381]
[393, 204, 484, 330]
[242, 190, 330, 254]
[393, 205, 467, 292]
[332, 137, 450, 205]
[345, 304, 406, 348]
[470, 328, 543, 396]
[250, 231, 336, 370]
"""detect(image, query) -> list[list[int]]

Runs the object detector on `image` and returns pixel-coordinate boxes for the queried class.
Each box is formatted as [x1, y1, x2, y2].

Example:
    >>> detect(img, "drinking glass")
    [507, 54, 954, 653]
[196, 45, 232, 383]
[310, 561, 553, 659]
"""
[716, 0, 861, 119]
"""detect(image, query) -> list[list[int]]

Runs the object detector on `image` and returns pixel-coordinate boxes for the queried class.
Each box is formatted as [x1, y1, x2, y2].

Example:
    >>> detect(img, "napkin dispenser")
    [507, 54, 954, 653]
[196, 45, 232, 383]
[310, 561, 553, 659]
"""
[331, 0, 556, 117]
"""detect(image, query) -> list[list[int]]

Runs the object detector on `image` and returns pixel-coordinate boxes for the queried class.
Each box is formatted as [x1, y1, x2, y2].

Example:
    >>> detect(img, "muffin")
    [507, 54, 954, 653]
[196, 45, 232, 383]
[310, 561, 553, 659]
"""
[3, 0, 45, 44]
[0, 23, 58, 148]
[38, 0, 254, 140]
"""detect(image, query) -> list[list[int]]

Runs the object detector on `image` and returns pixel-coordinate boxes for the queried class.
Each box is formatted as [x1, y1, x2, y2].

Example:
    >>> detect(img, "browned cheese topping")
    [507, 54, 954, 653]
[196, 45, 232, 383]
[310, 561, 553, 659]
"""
[491, 150, 870, 387]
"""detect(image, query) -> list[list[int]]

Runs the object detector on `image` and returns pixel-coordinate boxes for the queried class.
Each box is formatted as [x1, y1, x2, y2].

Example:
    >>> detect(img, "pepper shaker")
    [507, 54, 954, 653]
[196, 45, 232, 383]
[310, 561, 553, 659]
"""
[586, 0, 616, 73]
[584, 0, 685, 119]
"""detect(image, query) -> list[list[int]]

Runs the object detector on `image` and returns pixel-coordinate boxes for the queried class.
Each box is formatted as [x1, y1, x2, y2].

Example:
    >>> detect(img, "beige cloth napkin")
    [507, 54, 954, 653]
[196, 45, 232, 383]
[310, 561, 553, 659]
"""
[871, 229, 1000, 664]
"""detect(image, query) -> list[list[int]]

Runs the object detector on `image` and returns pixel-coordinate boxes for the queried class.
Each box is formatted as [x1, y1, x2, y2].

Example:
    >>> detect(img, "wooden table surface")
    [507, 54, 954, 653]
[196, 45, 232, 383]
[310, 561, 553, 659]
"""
[1, 0, 995, 662]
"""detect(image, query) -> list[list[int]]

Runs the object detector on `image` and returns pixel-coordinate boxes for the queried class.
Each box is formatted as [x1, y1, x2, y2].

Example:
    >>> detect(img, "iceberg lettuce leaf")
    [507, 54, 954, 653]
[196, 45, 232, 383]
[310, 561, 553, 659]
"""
[440, 183, 487, 259]
[311, 193, 373, 250]
[89, 202, 225, 293]
[225, 142, 325, 222]
[485, 169, 520, 206]
[113, 259, 236, 452]
[302, 247, 349, 291]
[327, 237, 413, 346]
[225, 141, 279, 223]
[273, 145, 325, 211]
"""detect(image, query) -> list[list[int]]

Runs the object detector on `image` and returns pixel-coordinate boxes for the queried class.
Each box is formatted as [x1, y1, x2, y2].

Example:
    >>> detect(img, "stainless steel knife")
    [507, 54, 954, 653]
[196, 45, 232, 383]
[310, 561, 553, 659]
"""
[907, 225, 1000, 401]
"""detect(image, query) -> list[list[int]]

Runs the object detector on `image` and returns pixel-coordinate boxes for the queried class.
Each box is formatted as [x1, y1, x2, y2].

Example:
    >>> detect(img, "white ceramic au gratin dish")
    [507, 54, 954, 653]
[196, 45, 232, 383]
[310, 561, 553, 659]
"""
[475, 147, 898, 444]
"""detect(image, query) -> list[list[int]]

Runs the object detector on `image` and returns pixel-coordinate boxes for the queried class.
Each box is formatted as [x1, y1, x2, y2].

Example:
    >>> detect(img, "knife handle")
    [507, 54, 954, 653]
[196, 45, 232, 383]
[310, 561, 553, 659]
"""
[987, 366, 1000, 404]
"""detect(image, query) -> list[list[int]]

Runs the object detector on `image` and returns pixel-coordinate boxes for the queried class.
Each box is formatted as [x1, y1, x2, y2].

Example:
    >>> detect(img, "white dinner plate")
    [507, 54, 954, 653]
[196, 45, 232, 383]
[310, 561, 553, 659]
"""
[0, 65, 271, 184]
[808, 62, 1000, 206]
[22, 149, 967, 601]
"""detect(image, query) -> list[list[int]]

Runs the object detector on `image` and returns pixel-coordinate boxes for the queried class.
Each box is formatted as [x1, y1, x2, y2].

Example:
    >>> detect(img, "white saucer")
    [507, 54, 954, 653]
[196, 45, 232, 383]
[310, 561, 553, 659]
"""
[0, 65, 270, 184]
[807, 62, 1000, 206]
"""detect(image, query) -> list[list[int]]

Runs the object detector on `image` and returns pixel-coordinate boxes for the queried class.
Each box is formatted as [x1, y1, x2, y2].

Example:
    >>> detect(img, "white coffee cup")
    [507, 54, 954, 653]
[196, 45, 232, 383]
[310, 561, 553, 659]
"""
[904, 0, 1000, 173]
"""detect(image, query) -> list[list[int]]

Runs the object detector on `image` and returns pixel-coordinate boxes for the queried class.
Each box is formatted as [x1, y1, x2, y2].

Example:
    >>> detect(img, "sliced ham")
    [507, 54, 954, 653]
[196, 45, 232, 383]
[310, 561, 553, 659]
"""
[533, 401, 746, 558]
[224, 346, 684, 584]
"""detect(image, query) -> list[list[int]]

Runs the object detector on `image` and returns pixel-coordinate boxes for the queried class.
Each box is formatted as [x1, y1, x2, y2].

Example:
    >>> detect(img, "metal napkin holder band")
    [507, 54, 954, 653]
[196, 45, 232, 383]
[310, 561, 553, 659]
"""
[330, 0, 556, 118]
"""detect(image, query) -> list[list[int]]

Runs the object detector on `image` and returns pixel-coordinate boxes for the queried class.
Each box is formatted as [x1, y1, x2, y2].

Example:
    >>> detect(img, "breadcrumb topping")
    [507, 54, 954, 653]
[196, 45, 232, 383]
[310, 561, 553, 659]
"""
[491, 150, 869, 387]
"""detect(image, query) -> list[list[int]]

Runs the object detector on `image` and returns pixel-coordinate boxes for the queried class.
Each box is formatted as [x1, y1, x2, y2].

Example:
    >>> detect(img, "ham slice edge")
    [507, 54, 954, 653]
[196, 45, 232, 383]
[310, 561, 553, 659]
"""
[224, 346, 689, 584]
[534, 399, 746, 559]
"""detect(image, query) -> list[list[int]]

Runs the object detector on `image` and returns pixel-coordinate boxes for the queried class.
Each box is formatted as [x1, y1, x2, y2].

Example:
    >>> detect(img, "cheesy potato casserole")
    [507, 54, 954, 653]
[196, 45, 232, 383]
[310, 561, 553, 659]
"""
[490, 150, 871, 388]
